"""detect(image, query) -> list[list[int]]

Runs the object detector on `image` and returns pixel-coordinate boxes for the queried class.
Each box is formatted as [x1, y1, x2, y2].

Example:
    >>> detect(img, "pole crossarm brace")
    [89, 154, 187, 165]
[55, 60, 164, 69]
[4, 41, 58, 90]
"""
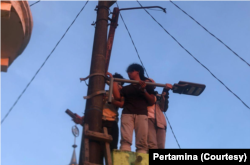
[119, 6, 166, 13]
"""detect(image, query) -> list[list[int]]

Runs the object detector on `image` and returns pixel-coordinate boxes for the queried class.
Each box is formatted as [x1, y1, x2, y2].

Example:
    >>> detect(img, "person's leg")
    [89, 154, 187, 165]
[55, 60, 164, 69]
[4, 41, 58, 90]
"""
[156, 127, 166, 149]
[147, 118, 158, 149]
[110, 121, 119, 151]
[103, 120, 118, 152]
[120, 114, 134, 151]
[134, 115, 148, 153]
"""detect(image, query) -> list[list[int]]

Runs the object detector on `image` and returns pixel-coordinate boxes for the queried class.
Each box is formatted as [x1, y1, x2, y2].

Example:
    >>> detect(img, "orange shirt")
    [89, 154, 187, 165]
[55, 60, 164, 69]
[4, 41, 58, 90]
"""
[102, 91, 119, 121]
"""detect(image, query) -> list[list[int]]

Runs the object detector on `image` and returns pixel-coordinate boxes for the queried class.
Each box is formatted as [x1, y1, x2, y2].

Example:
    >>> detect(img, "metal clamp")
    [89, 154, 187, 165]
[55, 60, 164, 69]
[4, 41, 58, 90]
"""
[108, 77, 113, 104]
[80, 73, 107, 82]
[94, 5, 110, 12]
[91, 18, 110, 27]
[84, 90, 106, 99]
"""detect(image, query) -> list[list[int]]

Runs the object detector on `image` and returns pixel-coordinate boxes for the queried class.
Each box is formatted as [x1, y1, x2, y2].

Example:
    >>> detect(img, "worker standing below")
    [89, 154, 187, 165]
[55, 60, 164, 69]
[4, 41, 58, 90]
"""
[111, 63, 155, 154]
[73, 73, 125, 151]
[146, 78, 172, 149]
[156, 90, 171, 149]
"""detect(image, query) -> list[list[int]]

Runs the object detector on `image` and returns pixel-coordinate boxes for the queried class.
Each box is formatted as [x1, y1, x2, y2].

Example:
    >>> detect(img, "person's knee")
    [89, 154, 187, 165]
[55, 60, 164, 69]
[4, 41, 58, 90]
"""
[148, 135, 158, 149]
[148, 142, 158, 149]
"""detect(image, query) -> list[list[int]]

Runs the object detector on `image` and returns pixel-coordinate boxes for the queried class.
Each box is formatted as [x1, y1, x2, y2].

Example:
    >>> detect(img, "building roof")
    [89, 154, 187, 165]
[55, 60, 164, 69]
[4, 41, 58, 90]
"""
[1, 0, 33, 72]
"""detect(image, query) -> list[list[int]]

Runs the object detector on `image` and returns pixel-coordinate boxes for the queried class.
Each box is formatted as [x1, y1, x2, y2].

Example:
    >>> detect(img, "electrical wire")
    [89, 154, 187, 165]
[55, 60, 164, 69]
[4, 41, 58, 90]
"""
[30, 0, 41, 7]
[164, 112, 181, 149]
[115, 2, 149, 78]
[169, 0, 250, 67]
[136, 0, 250, 110]
[1, 1, 89, 124]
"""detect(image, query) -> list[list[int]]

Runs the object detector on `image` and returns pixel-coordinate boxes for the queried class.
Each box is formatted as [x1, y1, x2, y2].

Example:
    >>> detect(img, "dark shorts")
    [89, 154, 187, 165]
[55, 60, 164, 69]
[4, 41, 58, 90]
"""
[102, 120, 119, 151]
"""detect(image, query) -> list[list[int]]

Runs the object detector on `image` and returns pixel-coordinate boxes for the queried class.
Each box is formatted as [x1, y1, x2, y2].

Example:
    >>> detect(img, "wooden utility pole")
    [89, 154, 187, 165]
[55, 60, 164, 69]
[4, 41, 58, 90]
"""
[79, 1, 116, 165]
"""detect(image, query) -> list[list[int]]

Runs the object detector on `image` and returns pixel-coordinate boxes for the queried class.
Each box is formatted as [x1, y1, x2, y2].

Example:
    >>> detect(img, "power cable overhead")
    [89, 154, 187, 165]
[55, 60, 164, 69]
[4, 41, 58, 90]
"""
[30, 0, 41, 7]
[1, 1, 89, 124]
[169, 0, 250, 67]
[136, 0, 250, 110]
[116, 2, 182, 149]
[164, 113, 181, 149]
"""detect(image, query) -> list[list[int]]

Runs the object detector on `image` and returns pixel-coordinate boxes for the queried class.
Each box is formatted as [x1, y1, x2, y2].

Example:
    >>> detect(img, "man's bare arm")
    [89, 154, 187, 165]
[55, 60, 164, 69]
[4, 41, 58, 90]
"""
[139, 80, 156, 106]
[73, 115, 84, 126]
[113, 82, 121, 100]
[112, 97, 124, 108]
[144, 92, 156, 106]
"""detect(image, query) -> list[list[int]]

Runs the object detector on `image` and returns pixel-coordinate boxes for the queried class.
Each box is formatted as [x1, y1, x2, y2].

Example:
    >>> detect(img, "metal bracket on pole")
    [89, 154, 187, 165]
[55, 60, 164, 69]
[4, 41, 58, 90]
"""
[94, 5, 110, 12]
[80, 73, 107, 86]
[83, 90, 106, 99]
[91, 18, 109, 27]
[80, 73, 107, 82]
[119, 6, 166, 13]
[105, 7, 120, 73]
[81, 74, 108, 99]
[108, 77, 114, 104]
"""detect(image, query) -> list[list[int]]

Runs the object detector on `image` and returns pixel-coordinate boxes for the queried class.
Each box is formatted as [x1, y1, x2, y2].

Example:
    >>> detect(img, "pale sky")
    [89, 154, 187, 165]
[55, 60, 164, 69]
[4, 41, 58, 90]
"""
[1, 1, 250, 165]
